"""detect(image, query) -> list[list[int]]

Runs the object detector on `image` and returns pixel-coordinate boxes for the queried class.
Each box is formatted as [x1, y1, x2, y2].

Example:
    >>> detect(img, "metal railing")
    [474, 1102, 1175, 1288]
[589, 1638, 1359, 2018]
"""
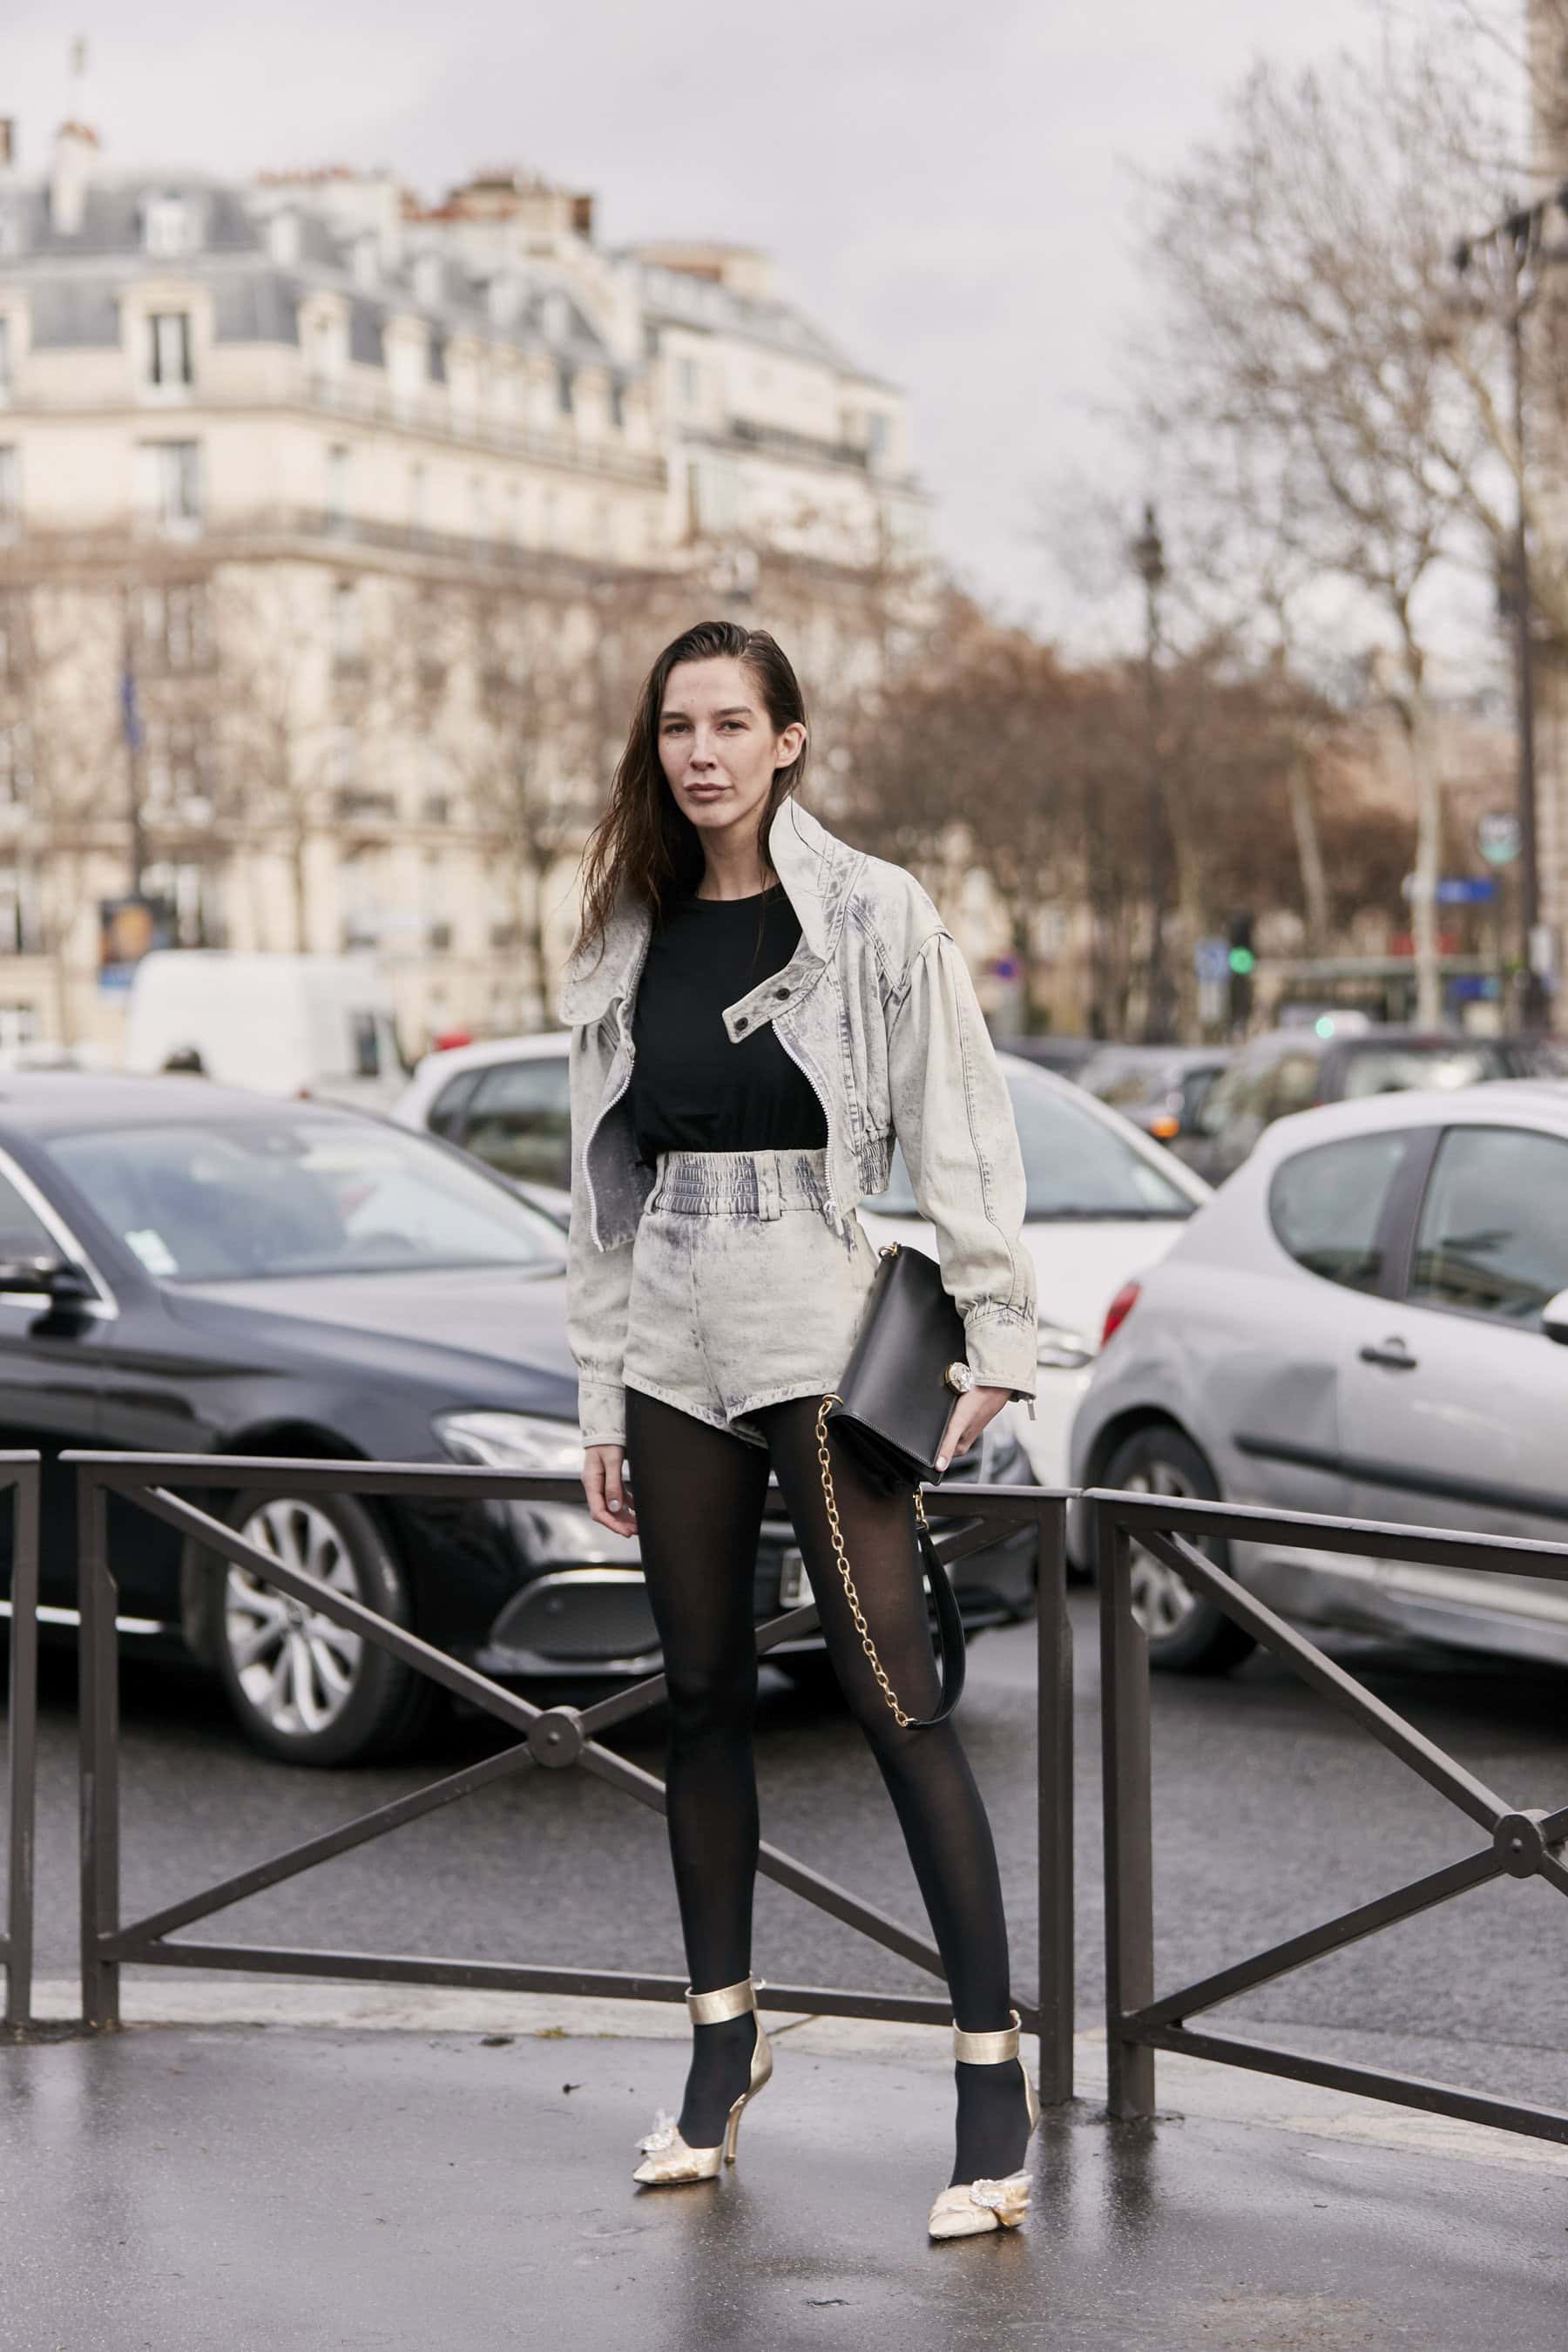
[70, 1452, 1074, 2102]
[0, 1454, 41, 2033]
[1092, 1486, 1568, 2146]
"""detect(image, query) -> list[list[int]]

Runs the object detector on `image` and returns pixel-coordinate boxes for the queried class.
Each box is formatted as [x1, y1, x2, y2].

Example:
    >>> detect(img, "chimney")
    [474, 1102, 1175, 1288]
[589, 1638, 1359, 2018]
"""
[51, 118, 97, 237]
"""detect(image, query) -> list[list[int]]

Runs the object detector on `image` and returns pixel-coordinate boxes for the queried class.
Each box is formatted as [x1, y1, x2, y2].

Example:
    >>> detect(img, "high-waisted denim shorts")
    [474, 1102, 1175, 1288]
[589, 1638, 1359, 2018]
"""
[621, 1145, 881, 1451]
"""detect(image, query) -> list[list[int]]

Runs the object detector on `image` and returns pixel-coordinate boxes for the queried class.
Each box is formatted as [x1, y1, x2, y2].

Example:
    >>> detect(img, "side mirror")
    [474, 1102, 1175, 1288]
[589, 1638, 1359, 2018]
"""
[1544, 1288, 1568, 1348]
[0, 1254, 95, 1306]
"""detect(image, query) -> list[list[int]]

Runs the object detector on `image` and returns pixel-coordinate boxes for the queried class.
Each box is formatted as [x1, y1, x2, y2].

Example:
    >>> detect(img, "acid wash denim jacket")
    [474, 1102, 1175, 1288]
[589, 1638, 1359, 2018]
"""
[555, 794, 1038, 1448]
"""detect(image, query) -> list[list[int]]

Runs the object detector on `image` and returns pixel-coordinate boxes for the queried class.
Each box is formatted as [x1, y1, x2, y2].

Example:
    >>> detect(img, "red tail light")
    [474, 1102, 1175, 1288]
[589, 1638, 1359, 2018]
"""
[1101, 1281, 1141, 1348]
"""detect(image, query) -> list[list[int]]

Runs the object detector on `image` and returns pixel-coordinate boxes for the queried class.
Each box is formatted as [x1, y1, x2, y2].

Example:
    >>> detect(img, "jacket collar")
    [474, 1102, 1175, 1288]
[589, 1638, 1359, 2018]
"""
[556, 795, 848, 1026]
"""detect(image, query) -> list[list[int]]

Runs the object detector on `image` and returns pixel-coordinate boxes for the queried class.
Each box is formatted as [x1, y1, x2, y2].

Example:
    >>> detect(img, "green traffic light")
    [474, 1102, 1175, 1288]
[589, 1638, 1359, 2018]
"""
[1227, 946, 1255, 976]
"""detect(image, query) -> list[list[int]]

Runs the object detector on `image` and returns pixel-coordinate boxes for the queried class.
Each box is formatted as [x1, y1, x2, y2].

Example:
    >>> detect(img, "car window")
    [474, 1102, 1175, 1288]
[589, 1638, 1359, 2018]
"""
[875, 1064, 1193, 1220]
[1263, 1051, 1321, 1119]
[1179, 1065, 1222, 1124]
[47, 1117, 564, 1283]
[428, 1065, 484, 1139]
[1195, 1054, 1272, 1136]
[1339, 1044, 1507, 1098]
[1409, 1125, 1568, 1328]
[462, 1058, 571, 1187]
[1268, 1132, 1411, 1292]
[0, 1166, 64, 1274]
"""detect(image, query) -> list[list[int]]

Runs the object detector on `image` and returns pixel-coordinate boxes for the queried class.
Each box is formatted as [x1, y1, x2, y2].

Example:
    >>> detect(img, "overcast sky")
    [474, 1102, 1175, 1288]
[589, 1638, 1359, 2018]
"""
[8, 2, 1388, 639]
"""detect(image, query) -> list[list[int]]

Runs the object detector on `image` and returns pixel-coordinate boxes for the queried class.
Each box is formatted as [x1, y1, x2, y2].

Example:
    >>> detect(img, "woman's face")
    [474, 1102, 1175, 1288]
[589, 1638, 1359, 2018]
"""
[657, 656, 805, 854]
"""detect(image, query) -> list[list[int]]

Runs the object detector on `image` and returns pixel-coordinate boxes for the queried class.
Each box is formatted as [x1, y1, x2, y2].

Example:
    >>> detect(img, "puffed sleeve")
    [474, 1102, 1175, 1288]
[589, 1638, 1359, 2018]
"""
[885, 928, 1037, 1403]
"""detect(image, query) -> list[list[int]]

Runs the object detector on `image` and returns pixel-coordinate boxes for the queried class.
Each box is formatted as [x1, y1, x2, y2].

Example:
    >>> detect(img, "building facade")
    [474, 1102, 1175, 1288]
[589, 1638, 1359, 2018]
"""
[0, 122, 929, 1059]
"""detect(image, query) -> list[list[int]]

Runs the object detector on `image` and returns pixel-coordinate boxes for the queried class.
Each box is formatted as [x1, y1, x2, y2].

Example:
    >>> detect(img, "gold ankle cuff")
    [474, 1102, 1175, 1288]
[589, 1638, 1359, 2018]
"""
[685, 1975, 760, 2027]
[953, 2005, 1021, 2066]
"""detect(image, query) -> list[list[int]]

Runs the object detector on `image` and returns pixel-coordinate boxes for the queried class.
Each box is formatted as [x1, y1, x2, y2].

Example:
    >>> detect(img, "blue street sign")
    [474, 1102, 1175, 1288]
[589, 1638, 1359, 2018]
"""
[1436, 877, 1497, 905]
[1194, 936, 1230, 983]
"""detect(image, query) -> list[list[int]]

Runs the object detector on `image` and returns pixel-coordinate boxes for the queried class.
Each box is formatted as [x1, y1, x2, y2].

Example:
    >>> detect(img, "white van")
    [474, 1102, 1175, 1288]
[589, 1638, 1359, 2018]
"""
[124, 952, 409, 1109]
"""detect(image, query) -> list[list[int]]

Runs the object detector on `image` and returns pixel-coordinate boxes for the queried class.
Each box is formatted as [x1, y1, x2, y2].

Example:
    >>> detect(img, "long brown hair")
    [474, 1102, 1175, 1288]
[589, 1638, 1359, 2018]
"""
[568, 619, 809, 970]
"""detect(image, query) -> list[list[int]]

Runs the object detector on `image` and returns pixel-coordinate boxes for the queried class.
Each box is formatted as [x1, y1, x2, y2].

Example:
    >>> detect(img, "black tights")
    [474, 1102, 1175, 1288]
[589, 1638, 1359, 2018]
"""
[624, 1384, 1030, 2186]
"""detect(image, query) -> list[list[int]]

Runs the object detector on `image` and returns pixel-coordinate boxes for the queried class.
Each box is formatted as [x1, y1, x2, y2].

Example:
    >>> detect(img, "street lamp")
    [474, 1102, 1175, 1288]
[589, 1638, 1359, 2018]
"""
[1451, 191, 1565, 1031]
[1130, 501, 1175, 1042]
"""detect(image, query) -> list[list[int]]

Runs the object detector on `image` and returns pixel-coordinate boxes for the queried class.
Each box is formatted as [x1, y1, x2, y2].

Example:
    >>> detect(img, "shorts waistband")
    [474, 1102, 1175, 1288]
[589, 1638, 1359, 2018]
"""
[645, 1146, 834, 1220]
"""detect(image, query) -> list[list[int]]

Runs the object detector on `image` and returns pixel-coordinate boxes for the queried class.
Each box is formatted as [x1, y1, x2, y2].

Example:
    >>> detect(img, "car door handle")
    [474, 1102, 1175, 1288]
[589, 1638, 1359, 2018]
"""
[1359, 1340, 1418, 1371]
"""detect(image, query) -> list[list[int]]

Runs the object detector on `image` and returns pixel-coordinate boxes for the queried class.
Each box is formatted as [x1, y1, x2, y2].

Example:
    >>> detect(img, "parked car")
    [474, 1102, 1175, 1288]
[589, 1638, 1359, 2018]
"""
[395, 1038, 1214, 1489]
[124, 951, 409, 1112]
[1179, 1024, 1562, 1186]
[0, 1076, 1038, 1762]
[990, 1036, 1100, 1084]
[1078, 1044, 1232, 1150]
[1070, 1078, 1568, 1676]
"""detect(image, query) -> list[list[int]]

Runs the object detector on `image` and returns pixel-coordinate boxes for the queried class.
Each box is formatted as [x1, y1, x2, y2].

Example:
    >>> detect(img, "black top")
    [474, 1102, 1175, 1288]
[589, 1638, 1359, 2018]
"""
[628, 883, 828, 1170]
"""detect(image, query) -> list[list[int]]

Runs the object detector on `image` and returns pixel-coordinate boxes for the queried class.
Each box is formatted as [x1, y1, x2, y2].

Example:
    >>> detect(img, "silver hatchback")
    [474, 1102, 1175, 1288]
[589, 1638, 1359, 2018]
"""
[1069, 1080, 1568, 1673]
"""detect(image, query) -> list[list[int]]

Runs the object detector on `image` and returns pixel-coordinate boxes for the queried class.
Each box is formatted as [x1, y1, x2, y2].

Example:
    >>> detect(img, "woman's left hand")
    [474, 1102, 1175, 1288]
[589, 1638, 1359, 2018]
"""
[935, 1383, 1012, 1475]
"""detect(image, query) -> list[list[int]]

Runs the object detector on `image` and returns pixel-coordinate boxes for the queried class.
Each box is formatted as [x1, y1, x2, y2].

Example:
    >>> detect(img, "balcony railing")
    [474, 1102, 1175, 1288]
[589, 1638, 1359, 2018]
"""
[6, 377, 667, 490]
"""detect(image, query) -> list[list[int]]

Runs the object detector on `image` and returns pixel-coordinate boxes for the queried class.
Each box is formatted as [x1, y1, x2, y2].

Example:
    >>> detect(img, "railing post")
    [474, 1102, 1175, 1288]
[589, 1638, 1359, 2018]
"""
[4, 1460, 39, 2032]
[78, 1469, 121, 2031]
[1098, 1497, 1155, 2119]
[1036, 1492, 1074, 2105]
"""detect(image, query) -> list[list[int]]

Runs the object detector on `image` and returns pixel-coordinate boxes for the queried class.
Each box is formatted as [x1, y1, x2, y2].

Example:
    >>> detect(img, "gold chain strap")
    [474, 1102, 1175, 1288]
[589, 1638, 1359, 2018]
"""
[815, 1392, 928, 1730]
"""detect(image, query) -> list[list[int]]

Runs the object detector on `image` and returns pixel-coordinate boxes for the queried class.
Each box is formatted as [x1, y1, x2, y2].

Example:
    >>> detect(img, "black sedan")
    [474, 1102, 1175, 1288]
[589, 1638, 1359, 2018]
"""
[0, 1077, 1038, 1765]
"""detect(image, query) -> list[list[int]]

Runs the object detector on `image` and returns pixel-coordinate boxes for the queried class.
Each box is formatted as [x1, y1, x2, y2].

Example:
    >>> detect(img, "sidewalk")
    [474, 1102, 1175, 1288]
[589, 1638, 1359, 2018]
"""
[4, 1981, 1566, 2352]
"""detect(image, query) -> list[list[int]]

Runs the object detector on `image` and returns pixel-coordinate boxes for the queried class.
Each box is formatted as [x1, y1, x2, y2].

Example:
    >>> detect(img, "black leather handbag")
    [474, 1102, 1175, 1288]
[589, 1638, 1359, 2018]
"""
[814, 1242, 976, 1729]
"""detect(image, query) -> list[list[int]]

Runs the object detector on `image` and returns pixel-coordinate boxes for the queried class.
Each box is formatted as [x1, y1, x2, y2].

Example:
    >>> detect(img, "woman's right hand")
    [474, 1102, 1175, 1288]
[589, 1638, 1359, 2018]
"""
[583, 1443, 638, 1538]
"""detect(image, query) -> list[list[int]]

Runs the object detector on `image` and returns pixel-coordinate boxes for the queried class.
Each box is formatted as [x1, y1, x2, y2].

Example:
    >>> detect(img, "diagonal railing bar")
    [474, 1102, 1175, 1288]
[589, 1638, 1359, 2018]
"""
[565, 1730, 950, 1976]
[71, 1453, 1068, 2081]
[1144, 2024, 1568, 2149]
[112, 1739, 538, 1951]
[1096, 1484, 1568, 2149]
[577, 1600, 826, 1736]
[574, 1512, 1004, 1739]
[3, 1458, 40, 2033]
[105, 1482, 551, 1738]
[1125, 1847, 1504, 2036]
[1536, 1849, 1568, 1902]
[1139, 1524, 1510, 1835]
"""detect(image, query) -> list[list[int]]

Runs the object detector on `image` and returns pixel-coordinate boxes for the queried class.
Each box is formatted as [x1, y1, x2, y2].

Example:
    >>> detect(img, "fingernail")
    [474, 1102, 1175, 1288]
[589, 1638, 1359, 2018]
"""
[934, 1456, 947, 1473]
[609, 1498, 622, 1511]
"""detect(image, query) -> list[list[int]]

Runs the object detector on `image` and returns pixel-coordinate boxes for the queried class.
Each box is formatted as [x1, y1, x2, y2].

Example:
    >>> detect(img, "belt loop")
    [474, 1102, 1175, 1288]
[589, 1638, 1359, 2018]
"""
[759, 1153, 782, 1220]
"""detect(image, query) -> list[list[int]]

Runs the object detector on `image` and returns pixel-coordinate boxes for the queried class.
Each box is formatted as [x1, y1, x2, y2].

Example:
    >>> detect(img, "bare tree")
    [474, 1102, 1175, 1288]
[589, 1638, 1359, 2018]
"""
[1132, 30, 1531, 1023]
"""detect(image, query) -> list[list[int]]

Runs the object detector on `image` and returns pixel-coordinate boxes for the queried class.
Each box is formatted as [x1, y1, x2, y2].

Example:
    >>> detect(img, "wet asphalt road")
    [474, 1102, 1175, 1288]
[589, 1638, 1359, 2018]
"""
[11, 1592, 1568, 2109]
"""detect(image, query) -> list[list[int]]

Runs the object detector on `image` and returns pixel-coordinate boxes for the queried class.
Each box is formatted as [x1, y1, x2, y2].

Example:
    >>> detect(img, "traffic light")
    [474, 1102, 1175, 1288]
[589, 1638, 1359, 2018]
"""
[1226, 909, 1255, 1029]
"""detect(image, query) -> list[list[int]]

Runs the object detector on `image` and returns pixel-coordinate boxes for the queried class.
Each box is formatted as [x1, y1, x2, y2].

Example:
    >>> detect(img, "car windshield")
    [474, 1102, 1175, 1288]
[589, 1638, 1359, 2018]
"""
[1340, 1044, 1509, 1098]
[873, 1064, 1193, 1220]
[46, 1117, 567, 1283]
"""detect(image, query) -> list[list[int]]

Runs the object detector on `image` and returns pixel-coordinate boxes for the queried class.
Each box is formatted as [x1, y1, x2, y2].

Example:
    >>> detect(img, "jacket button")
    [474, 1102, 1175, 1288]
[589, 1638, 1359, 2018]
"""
[735, 1017, 749, 1031]
[774, 989, 788, 1002]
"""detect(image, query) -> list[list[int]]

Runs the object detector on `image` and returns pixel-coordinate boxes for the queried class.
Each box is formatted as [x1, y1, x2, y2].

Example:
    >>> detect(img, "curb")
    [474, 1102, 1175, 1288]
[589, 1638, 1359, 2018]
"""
[23, 1977, 1568, 2180]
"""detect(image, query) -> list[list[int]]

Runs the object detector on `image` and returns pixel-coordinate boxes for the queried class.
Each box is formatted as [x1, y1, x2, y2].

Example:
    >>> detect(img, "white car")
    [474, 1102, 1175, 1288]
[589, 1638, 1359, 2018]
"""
[1070, 1079, 1568, 1673]
[395, 1035, 1213, 1484]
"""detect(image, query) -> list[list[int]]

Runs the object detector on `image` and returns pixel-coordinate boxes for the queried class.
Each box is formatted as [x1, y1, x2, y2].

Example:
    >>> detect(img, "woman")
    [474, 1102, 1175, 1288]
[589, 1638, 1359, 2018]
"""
[557, 620, 1041, 2240]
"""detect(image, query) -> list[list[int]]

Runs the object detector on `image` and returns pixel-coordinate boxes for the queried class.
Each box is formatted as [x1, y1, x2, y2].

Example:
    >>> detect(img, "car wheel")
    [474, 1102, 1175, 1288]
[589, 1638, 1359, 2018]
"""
[214, 1487, 436, 1766]
[1099, 1426, 1255, 1676]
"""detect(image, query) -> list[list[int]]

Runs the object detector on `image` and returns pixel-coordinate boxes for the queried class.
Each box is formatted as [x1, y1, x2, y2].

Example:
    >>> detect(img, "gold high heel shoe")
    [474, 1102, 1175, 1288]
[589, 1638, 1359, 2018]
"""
[926, 2007, 1042, 2240]
[632, 1976, 773, 2186]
